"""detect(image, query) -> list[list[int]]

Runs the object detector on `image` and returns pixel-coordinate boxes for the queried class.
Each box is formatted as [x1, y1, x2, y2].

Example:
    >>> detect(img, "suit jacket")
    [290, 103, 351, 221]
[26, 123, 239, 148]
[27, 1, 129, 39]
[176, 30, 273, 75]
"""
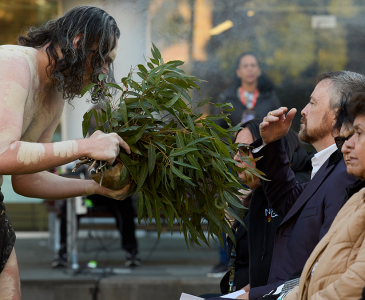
[248, 138, 358, 300]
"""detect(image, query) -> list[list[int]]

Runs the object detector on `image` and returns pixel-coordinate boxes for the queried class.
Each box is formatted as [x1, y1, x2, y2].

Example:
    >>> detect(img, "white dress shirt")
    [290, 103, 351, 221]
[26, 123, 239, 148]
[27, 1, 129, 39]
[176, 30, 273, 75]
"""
[310, 143, 337, 179]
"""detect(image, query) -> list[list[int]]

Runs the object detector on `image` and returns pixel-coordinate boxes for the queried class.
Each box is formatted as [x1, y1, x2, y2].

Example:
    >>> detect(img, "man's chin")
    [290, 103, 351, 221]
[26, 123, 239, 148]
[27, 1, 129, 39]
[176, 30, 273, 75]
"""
[298, 129, 312, 144]
[237, 172, 247, 183]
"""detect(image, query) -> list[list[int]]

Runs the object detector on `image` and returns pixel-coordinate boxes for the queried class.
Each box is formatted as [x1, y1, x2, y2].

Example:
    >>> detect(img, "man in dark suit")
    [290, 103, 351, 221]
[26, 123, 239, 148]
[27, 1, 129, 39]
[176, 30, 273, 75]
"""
[236, 71, 365, 300]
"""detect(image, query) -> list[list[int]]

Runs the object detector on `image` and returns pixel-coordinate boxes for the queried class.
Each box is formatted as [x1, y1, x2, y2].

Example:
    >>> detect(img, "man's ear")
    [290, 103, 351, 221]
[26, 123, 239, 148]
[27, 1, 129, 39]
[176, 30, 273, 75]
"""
[72, 34, 83, 49]
[331, 108, 339, 126]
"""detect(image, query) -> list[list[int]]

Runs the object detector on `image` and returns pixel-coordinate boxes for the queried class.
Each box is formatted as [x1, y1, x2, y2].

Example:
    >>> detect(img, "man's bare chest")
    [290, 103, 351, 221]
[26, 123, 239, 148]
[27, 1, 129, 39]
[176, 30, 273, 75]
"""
[21, 90, 63, 143]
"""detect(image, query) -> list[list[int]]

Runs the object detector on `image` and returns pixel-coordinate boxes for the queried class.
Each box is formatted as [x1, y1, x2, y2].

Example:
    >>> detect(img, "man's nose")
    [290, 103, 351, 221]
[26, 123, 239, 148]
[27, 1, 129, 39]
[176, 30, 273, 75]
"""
[301, 105, 308, 117]
[233, 153, 241, 163]
[343, 134, 355, 150]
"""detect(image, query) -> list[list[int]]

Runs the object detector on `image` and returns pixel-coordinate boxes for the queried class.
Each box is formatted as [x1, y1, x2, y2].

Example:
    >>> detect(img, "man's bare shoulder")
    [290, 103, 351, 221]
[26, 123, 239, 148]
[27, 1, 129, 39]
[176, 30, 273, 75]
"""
[0, 45, 37, 71]
[0, 45, 37, 89]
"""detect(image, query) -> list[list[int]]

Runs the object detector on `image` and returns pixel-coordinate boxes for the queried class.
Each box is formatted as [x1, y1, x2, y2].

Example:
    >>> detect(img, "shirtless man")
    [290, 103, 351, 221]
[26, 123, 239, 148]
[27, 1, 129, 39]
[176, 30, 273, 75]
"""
[0, 6, 130, 299]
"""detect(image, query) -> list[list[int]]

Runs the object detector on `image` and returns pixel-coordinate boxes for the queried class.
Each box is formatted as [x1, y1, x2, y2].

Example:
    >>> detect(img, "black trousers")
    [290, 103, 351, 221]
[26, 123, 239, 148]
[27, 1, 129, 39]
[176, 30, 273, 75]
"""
[0, 190, 15, 273]
[60, 195, 138, 252]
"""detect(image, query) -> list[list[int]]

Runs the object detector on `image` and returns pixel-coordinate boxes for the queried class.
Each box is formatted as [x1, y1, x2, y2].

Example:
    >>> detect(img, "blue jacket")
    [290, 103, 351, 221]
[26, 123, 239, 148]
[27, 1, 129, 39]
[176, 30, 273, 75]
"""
[248, 138, 358, 300]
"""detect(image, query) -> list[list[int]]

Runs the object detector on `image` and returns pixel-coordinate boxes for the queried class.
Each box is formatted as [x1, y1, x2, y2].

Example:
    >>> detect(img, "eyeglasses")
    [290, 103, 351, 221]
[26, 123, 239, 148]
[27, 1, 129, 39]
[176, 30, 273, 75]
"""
[334, 133, 354, 151]
[233, 144, 252, 158]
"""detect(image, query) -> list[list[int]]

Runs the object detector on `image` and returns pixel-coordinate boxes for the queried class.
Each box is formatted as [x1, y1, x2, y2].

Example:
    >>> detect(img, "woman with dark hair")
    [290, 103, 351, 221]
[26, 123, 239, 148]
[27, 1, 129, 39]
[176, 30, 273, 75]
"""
[215, 53, 281, 128]
[201, 119, 313, 299]
[0, 6, 130, 298]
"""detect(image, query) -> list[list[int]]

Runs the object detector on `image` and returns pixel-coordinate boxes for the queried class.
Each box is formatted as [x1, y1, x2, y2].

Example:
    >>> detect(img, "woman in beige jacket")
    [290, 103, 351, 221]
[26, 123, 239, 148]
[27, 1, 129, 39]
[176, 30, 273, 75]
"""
[284, 93, 365, 300]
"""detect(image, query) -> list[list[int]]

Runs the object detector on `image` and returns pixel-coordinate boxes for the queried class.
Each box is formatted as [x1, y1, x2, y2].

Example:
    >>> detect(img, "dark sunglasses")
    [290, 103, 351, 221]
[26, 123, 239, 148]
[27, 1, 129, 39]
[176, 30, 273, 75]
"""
[334, 133, 354, 151]
[232, 144, 252, 158]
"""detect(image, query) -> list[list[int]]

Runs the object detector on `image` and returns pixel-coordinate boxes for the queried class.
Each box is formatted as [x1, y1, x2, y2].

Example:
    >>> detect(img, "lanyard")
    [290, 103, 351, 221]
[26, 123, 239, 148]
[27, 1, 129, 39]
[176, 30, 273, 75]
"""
[239, 88, 259, 109]
[228, 244, 237, 292]
[228, 222, 240, 293]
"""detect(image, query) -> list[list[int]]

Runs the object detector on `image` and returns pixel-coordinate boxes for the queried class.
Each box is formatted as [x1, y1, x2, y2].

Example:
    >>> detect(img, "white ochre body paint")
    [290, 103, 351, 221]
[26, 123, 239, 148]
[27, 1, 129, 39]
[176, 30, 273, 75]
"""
[4, 82, 27, 113]
[53, 140, 78, 158]
[17, 142, 45, 165]
[0, 126, 18, 155]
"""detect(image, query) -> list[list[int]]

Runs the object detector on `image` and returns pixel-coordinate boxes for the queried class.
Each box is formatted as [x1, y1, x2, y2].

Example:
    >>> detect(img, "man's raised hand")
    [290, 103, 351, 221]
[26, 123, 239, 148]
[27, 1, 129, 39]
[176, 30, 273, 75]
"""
[259, 107, 297, 146]
[86, 131, 131, 165]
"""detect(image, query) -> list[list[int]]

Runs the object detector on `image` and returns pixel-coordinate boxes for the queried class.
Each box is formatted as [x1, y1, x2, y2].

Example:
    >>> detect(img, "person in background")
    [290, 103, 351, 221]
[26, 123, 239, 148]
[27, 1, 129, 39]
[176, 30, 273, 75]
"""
[215, 52, 281, 128]
[208, 52, 281, 278]
[283, 92, 365, 300]
[52, 105, 140, 268]
[201, 119, 313, 299]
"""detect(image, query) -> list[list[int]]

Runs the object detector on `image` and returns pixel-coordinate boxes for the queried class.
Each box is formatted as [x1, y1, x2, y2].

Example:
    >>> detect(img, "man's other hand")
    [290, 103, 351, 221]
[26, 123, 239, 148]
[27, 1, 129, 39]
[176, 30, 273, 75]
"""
[96, 183, 131, 200]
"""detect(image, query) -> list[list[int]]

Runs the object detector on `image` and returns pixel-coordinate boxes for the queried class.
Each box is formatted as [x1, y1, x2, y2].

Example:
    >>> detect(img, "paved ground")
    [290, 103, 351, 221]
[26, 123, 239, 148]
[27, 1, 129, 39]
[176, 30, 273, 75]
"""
[16, 230, 223, 300]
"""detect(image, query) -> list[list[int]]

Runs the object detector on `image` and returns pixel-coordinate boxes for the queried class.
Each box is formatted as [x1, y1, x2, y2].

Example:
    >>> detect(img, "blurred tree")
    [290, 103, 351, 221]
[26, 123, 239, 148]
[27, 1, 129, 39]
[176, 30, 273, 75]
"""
[0, 0, 57, 45]
[150, 0, 191, 48]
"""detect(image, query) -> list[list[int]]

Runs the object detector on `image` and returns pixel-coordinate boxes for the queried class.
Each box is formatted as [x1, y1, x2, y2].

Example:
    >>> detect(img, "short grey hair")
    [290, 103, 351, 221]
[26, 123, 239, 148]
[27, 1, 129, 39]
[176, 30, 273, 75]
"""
[316, 71, 365, 110]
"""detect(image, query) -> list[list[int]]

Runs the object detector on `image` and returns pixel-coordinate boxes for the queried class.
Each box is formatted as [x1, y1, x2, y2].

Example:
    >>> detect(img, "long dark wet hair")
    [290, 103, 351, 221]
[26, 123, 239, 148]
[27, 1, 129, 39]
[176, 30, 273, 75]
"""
[18, 5, 120, 103]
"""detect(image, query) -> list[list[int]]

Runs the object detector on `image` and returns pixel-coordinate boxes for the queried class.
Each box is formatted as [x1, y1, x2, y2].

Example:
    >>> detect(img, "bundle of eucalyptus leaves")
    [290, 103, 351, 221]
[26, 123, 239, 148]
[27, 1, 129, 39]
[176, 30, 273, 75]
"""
[80, 44, 263, 248]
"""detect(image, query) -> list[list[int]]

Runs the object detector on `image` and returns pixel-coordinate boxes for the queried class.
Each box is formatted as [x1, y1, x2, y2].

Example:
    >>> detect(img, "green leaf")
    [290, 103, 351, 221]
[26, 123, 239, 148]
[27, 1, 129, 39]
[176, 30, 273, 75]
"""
[169, 147, 196, 157]
[82, 111, 93, 138]
[81, 83, 96, 97]
[164, 91, 182, 108]
[130, 145, 142, 155]
[170, 166, 190, 180]
[119, 153, 138, 181]
[150, 57, 159, 65]
[176, 131, 185, 148]
[152, 42, 162, 59]
[119, 99, 129, 127]
[145, 97, 163, 111]
[172, 161, 199, 170]
[197, 97, 212, 107]
[106, 82, 123, 91]
[223, 191, 246, 209]
[98, 74, 105, 81]
[106, 101, 112, 121]
[153, 140, 166, 151]
[139, 101, 155, 122]
[186, 115, 196, 135]
[206, 202, 221, 228]
[137, 192, 144, 223]
[125, 124, 148, 145]
[145, 194, 153, 222]
[119, 163, 130, 187]
[186, 153, 204, 180]
[186, 136, 210, 147]
[222, 221, 236, 245]
[226, 207, 245, 227]
[135, 163, 148, 194]
[205, 114, 230, 121]
[153, 199, 162, 238]
[148, 144, 156, 175]
[92, 109, 99, 129]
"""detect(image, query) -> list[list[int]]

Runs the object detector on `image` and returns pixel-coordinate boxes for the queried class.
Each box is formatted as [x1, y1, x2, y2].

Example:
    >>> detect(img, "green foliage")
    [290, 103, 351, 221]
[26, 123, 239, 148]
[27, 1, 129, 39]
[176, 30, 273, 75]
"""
[81, 44, 259, 248]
